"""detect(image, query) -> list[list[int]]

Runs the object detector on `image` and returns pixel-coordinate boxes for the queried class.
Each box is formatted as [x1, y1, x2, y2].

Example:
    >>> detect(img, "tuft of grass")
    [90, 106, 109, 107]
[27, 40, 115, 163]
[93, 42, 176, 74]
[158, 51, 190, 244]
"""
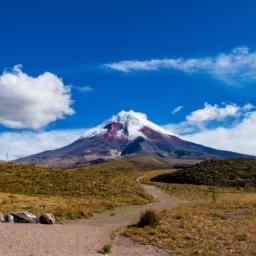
[237, 234, 247, 241]
[102, 244, 112, 254]
[137, 210, 160, 228]
[105, 204, 114, 211]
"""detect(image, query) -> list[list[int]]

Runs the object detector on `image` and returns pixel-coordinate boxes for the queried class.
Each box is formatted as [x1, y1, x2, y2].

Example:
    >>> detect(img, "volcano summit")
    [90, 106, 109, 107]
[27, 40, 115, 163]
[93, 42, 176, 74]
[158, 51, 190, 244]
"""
[17, 110, 248, 167]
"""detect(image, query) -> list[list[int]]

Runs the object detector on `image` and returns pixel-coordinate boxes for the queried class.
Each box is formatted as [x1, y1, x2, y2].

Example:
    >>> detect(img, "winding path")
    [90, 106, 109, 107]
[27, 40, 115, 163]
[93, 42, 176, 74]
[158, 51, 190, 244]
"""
[0, 177, 185, 256]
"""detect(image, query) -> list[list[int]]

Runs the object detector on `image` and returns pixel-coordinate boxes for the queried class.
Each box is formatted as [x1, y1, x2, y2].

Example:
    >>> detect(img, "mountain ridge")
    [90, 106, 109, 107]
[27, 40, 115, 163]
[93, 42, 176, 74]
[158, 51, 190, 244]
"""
[16, 110, 252, 167]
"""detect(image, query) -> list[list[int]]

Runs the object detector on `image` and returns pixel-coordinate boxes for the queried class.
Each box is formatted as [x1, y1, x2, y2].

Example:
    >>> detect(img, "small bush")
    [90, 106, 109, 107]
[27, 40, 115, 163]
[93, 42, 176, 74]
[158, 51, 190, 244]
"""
[102, 244, 112, 253]
[137, 210, 160, 228]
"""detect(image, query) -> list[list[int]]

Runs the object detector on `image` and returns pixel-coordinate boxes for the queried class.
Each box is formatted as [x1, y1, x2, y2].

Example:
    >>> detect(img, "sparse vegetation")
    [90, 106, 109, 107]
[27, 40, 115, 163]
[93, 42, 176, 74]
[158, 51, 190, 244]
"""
[124, 201, 256, 256]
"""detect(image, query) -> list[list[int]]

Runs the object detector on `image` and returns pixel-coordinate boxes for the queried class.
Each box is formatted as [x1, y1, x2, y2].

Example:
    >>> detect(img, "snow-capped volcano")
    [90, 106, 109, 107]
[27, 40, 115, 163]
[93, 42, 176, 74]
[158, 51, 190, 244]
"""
[82, 110, 171, 140]
[16, 110, 250, 167]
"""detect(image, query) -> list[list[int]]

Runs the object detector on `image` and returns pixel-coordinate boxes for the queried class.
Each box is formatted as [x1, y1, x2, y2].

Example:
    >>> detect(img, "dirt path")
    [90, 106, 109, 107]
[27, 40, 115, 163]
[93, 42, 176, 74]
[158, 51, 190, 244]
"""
[0, 177, 185, 256]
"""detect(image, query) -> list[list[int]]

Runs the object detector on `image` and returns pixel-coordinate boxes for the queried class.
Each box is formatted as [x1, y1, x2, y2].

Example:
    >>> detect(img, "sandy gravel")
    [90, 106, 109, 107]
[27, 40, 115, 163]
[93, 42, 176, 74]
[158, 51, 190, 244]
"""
[0, 178, 185, 256]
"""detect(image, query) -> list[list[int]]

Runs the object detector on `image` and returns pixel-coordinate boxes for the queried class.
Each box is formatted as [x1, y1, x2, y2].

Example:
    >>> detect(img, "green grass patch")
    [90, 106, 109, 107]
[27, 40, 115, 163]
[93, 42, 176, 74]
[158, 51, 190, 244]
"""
[102, 244, 112, 253]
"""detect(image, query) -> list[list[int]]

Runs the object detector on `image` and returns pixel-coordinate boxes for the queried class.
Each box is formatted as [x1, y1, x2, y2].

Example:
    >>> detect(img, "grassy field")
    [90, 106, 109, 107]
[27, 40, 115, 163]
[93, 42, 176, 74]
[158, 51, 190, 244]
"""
[0, 157, 161, 221]
[124, 168, 256, 256]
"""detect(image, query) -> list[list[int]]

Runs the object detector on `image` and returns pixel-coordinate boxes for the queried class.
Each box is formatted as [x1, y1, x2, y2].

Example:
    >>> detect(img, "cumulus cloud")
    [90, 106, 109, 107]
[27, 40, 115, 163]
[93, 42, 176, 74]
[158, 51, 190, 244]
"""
[0, 65, 74, 129]
[171, 106, 183, 114]
[166, 102, 253, 134]
[104, 46, 256, 84]
[0, 129, 84, 160]
[186, 103, 240, 123]
[165, 102, 256, 155]
[182, 112, 256, 155]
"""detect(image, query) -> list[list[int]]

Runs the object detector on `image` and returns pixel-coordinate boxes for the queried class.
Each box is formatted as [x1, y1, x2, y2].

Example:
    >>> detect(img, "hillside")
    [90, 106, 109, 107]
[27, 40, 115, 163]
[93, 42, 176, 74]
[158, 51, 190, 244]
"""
[151, 159, 256, 188]
[0, 157, 164, 196]
[0, 157, 163, 220]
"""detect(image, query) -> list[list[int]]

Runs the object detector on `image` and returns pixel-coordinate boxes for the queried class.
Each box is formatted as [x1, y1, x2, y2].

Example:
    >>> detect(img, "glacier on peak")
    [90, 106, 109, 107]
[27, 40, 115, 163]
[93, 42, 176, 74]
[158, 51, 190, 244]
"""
[82, 110, 171, 140]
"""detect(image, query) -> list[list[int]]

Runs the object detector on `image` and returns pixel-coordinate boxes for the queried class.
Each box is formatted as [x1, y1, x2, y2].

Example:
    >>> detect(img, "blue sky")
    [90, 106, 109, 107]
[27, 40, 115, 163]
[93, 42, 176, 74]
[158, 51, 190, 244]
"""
[1, 0, 256, 159]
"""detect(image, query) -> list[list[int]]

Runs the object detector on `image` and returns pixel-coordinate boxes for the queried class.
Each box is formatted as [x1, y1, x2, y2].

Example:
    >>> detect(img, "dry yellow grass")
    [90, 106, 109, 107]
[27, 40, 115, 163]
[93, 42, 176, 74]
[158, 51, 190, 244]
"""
[125, 201, 256, 256]
[0, 189, 150, 222]
[0, 160, 156, 221]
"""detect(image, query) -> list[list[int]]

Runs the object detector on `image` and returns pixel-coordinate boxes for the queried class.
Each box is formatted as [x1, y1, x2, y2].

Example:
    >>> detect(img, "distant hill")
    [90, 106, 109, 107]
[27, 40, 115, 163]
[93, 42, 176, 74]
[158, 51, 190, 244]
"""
[151, 159, 256, 188]
[16, 110, 252, 167]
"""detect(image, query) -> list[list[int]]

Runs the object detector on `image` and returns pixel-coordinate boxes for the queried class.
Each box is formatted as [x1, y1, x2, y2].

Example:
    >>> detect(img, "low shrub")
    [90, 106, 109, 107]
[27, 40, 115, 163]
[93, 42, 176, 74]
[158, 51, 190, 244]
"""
[137, 210, 160, 227]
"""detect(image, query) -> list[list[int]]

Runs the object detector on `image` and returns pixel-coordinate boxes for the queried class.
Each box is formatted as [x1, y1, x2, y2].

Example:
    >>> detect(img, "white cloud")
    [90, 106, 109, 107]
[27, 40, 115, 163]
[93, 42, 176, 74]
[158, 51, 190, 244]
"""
[182, 112, 256, 155]
[171, 106, 183, 114]
[0, 65, 74, 129]
[165, 102, 256, 155]
[104, 46, 256, 84]
[243, 103, 254, 111]
[186, 103, 240, 123]
[75, 85, 94, 94]
[166, 102, 249, 134]
[0, 129, 84, 160]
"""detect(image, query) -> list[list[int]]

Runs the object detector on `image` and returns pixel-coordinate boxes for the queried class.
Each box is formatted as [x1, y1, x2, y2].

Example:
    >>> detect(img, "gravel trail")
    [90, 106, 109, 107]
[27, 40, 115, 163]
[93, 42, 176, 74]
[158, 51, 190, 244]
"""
[0, 177, 185, 256]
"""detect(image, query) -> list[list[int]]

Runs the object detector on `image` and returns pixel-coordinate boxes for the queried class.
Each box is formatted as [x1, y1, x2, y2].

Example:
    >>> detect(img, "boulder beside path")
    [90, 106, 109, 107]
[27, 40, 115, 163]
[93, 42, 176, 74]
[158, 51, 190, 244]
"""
[39, 213, 56, 224]
[0, 212, 55, 224]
